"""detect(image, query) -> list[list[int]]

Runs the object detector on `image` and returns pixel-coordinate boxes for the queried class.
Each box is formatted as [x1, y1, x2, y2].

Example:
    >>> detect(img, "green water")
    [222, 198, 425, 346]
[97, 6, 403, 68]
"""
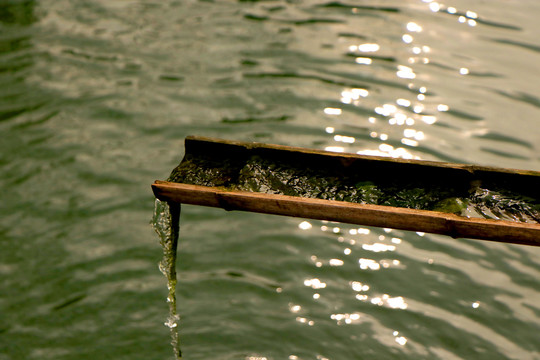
[1, 0, 540, 359]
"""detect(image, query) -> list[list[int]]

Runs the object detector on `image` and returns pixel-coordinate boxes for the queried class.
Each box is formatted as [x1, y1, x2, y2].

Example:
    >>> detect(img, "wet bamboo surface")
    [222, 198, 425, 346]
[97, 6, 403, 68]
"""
[152, 136, 540, 246]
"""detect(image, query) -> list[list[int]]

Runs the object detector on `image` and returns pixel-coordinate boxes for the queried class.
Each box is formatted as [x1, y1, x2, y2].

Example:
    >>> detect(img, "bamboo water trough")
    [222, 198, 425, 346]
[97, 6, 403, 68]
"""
[152, 136, 540, 247]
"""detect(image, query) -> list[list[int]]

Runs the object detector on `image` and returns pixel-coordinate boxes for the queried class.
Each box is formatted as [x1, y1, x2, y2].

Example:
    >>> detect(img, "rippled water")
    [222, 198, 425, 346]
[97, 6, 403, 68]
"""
[1, 0, 540, 359]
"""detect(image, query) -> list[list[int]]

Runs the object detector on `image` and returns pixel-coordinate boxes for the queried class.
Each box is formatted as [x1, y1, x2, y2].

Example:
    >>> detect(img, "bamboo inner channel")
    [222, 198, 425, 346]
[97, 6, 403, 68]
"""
[169, 137, 540, 223]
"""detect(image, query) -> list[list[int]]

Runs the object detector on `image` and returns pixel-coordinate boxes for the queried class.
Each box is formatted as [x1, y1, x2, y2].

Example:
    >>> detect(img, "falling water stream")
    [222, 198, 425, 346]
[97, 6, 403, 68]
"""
[152, 199, 182, 359]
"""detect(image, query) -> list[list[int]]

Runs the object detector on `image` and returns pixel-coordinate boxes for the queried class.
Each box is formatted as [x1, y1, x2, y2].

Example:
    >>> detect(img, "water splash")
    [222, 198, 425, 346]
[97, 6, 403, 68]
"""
[152, 199, 182, 359]
[467, 187, 540, 223]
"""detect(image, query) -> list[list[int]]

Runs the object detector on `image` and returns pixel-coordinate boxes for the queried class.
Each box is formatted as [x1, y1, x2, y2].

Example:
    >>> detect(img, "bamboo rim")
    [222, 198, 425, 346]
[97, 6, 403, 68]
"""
[152, 180, 540, 247]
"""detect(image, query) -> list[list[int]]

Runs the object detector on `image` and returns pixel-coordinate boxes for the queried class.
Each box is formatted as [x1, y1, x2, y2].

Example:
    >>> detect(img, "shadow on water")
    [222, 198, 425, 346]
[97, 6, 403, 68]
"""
[0, 0, 47, 124]
[0, 0, 36, 25]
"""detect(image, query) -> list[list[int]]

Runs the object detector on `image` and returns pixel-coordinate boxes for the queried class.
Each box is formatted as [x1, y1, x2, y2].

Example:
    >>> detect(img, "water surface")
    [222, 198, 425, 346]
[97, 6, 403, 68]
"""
[1, 1, 540, 359]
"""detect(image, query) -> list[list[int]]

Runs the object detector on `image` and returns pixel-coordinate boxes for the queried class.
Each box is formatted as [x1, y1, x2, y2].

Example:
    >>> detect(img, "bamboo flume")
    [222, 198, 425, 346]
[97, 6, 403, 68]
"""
[152, 136, 540, 246]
